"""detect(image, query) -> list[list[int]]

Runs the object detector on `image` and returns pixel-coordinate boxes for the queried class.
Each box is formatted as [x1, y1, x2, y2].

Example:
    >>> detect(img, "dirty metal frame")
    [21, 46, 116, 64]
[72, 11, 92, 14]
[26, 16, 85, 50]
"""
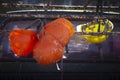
[0, 0, 120, 62]
[0, 18, 120, 63]
[0, 14, 120, 63]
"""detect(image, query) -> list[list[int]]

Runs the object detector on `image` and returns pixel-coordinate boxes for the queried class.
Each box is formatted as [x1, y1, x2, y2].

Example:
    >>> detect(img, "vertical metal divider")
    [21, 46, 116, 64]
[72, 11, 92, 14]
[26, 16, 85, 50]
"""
[18, 17, 43, 79]
[60, 57, 64, 80]
[65, 44, 69, 54]
[96, 0, 104, 61]
[18, 62, 22, 80]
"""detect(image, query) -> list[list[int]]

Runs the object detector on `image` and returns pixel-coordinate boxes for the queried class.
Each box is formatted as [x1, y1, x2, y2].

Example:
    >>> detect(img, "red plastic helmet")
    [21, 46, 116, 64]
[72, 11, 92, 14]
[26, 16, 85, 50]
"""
[9, 29, 38, 57]
[33, 32, 64, 65]
[44, 18, 74, 46]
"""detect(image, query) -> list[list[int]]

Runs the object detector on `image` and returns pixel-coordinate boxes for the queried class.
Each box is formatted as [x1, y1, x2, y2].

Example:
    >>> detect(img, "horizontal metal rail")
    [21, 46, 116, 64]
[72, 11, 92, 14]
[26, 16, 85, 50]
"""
[1, 30, 120, 36]
[0, 13, 119, 20]
[75, 32, 120, 36]
[0, 57, 120, 63]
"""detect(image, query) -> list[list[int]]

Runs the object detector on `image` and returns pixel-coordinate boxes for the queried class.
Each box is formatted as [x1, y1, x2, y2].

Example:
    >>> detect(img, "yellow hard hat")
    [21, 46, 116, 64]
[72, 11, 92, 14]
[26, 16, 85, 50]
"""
[76, 19, 114, 44]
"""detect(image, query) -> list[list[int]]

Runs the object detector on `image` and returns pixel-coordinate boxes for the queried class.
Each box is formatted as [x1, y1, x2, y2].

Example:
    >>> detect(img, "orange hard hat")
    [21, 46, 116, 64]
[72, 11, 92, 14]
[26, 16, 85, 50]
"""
[9, 29, 38, 57]
[33, 32, 64, 65]
[44, 18, 74, 46]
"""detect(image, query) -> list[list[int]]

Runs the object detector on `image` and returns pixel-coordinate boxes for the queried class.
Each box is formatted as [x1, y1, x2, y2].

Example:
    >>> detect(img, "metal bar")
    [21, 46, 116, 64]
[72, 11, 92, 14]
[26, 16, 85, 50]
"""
[65, 44, 69, 54]
[75, 32, 120, 36]
[1, 30, 120, 36]
[25, 19, 42, 29]
[1, 57, 120, 63]
[0, 13, 119, 20]
[47, 0, 50, 9]
[0, 57, 36, 62]
[1, 4, 119, 10]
